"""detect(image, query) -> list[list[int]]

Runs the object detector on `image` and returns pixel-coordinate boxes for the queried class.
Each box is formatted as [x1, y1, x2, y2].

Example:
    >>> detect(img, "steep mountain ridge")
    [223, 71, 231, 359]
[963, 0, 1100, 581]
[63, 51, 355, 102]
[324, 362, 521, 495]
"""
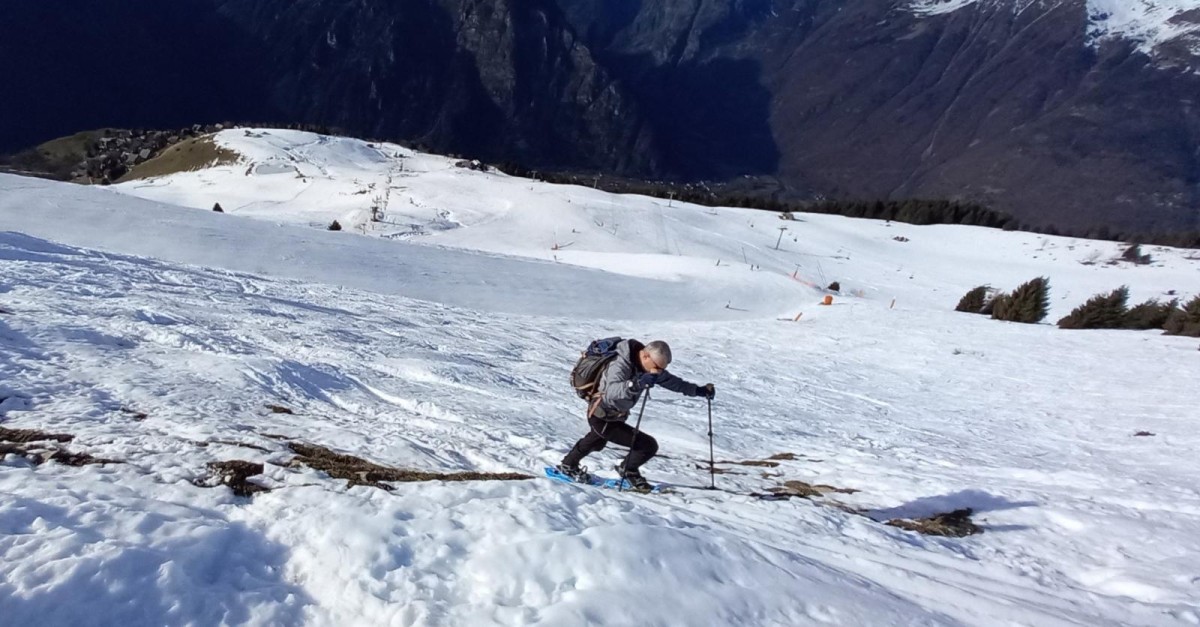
[557, 0, 1200, 231]
[210, 0, 658, 173]
[910, 0, 1200, 60]
[767, 0, 1200, 231]
[2, 0, 1198, 231]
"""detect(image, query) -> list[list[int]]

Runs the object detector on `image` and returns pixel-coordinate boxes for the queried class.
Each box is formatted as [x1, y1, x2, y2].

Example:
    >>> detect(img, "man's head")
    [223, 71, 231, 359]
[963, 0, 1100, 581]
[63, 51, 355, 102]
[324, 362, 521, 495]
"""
[639, 340, 672, 374]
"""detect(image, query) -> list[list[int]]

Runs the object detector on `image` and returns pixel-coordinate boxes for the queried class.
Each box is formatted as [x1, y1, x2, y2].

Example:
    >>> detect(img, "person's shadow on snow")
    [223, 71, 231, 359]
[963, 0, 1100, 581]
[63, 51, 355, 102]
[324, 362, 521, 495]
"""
[869, 489, 1038, 533]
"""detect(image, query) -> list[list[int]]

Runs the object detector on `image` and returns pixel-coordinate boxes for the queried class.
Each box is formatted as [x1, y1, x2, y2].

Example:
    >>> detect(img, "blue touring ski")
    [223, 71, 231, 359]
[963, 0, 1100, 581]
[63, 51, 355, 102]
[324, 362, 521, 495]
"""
[543, 466, 666, 493]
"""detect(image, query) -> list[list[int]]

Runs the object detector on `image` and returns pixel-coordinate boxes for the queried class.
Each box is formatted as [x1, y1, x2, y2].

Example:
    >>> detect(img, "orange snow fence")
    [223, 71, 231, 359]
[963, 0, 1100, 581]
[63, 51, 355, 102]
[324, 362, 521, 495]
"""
[821, 295, 833, 306]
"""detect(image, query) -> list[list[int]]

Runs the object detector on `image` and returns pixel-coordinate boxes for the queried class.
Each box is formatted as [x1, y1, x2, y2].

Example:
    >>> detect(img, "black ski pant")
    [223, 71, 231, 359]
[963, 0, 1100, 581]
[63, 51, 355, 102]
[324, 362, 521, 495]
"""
[562, 415, 658, 472]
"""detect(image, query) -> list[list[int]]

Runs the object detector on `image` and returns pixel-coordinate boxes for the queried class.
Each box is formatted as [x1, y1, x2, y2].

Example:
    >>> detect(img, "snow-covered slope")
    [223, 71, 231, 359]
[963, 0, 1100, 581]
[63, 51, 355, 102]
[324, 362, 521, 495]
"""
[110, 129, 1199, 322]
[910, 0, 1200, 56]
[3, 130, 1200, 626]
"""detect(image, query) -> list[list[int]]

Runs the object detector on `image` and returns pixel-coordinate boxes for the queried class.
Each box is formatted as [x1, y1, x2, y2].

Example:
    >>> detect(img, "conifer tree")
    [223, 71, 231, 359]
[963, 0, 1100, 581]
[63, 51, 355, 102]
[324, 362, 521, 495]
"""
[956, 285, 990, 314]
[1123, 298, 1177, 330]
[1164, 295, 1200, 337]
[1058, 287, 1129, 329]
[992, 277, 1049, 323]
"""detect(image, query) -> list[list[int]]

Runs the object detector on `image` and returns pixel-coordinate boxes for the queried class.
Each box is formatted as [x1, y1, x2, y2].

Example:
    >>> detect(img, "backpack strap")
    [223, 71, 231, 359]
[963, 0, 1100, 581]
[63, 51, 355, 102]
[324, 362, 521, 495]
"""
[586, 394, 604, 419]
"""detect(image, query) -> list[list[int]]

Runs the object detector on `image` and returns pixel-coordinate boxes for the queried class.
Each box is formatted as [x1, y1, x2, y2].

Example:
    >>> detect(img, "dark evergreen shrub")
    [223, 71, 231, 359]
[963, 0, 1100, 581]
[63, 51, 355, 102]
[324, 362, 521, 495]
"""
[956, 285, 990, 314]
[1164, 295, 1200, 337]
[1058, 287, 1129, 329]
[827, 281, 841, 292]
[328, 220, 343, 231]
[1121, 244, 1151, 265]
[992, 277, 1049, 323]
[981, 292, 1003, 316]
[212, 202, 224, 213]
[1123, 298, 1177, 330]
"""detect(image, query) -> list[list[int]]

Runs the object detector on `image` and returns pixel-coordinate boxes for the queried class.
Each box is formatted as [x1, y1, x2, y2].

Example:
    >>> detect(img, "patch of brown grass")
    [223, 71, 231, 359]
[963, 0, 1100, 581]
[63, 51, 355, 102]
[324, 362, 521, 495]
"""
[0, 426, 74, 443]
[727, 459, 780, 468]
[1, 441, 120, 466]
[118, 136, 239, 182]
[2, 130, 113, 180]
[886, 509, 982, 537]
[288, 442, 529, 490]
[714, 459, 779, 468]
[43, 450, 121, 466]
[37, 130, 114, 161]
[0, 427, 120, 466]
[196, 460, 270, 497]
[712, 453, 803, 469]
[766, 479, 860, 499]
[211, 439, 271, 452]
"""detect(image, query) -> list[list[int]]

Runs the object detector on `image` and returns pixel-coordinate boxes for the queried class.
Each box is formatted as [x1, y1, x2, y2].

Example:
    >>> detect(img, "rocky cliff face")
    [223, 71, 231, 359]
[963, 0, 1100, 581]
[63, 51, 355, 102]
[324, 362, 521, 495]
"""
[560, 0, 1200, 231]
[2, 0, 1197, 231]
[211, 0, 658, 173]
[777, 0, 1200, 232]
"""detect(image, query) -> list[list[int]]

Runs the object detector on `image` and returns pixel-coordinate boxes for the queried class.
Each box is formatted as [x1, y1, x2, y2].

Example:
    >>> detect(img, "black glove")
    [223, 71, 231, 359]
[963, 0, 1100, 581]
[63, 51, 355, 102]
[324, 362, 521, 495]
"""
[698, 383, 715, 399]
[635, 372, 659, 390]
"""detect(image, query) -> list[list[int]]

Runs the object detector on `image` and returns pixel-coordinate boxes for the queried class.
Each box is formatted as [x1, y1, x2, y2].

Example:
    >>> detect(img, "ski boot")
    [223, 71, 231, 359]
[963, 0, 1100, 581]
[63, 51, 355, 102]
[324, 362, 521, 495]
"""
[616, 464, 653, 492]
[555, 463, 591, 483]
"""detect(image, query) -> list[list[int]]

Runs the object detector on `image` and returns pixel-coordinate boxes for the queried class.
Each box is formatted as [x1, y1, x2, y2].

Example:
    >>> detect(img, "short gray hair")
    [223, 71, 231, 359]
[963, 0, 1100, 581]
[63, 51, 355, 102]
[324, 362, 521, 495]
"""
[644, 340, 672, 368]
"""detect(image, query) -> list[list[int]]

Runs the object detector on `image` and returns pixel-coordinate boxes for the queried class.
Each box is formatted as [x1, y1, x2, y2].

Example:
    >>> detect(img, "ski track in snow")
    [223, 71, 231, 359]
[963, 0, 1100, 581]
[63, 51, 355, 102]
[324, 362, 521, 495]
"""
[2, 130, 1200, 626]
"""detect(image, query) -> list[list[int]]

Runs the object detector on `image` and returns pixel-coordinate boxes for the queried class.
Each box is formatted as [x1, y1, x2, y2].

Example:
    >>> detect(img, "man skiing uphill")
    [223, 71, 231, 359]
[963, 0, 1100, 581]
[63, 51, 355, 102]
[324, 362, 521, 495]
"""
[558, 338, 715, 491]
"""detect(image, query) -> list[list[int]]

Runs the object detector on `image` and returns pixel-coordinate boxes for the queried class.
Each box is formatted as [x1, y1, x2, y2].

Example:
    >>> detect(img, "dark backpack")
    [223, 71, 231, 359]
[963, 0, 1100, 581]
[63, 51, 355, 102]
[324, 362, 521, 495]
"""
[570, 337, 622, 400]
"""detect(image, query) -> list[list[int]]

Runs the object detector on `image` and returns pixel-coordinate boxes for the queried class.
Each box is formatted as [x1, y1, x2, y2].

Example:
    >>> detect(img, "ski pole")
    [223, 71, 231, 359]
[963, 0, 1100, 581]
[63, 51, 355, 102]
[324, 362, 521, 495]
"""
[620, 390, 650, 493]
[707, 396, 716, 490]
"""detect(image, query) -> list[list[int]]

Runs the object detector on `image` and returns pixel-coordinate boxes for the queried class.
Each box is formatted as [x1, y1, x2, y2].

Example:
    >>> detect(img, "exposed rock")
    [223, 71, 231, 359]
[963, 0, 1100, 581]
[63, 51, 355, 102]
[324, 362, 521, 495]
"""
[195, 460, 270, 497]
[454, 159, 490, 172]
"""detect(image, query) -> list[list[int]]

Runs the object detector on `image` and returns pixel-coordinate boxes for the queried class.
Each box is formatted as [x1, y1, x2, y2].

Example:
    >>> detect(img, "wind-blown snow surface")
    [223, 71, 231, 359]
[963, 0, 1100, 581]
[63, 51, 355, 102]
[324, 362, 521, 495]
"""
[2, 130, 1200, 626]
[910, 0, 1200, 56]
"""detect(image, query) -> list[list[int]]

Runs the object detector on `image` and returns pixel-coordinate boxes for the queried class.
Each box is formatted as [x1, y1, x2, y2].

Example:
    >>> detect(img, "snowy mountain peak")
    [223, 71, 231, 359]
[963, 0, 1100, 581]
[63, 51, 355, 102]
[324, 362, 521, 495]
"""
[1086, 0, 1200, 55]
[910, 0, 1200, 57]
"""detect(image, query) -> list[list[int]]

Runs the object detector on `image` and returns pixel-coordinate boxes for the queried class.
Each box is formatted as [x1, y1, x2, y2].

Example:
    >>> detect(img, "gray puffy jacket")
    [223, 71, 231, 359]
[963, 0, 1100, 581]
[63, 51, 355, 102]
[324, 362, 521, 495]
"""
[593, 339, 703, 420]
